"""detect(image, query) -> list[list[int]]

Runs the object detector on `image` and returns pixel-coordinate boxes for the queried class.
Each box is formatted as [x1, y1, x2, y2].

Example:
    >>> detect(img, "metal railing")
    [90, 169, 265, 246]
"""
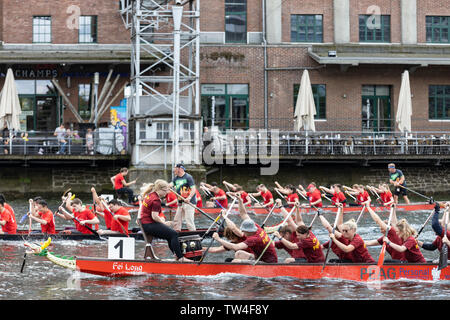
[205, 130, 450, 156]
[0, 129, 126, 156]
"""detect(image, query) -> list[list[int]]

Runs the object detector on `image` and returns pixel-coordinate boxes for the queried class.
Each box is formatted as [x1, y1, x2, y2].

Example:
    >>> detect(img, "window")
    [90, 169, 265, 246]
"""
[79, 16, 98, 43]
[429, 85, 450, 119]
[33, 16, 52, 43]
[225, 0, 247, 43]
[156, 122, 170, 140]
[293, 84, 326, 119]
[139, 120, 146, 140]
[291, 15, 323, 43]
[426, 16, 450, 43]
[359, 15, 390, 42]
[181, 122, 195, 141]
[78, 84, 91, 120]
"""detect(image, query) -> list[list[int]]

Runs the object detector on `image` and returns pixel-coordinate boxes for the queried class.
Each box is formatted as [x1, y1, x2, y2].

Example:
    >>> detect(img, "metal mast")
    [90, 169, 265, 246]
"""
[120, 0, 201, 168]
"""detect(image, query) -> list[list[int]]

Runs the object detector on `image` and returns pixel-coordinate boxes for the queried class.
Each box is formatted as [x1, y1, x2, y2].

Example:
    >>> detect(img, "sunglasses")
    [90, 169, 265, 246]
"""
[342, 229, 351, 233]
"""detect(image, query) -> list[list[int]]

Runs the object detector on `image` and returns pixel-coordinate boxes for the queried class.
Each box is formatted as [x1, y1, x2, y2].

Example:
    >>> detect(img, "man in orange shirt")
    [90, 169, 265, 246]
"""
[0, 198, 17, 234]
[29, 198, 56, 234]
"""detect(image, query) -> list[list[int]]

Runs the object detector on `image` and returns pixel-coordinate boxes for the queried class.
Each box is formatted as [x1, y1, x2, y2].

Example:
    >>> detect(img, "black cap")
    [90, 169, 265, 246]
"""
[175, 163, 185, 169]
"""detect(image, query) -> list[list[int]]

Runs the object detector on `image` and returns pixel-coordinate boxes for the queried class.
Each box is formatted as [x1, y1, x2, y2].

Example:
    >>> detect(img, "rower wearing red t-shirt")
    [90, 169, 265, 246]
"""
[251, 184, 274, 208]
[368, 184, 394, 207]
[383, 219, 426, 263]
[273, 225, 307, 263]
[298, 182, 323, 208]
[110, 167, 137, 204]
[320, 184, 347, 207]
[90, 187, 113, 230]
[96, 199, 131, 235]
[275, 182, 300, 208]
[329, 218, 375, 263]
[195, 189, 203, 208]
[29, 199, 56, 234]
[212, 194, 277, 263]
[165, 191, 178, 209]
[0, 198, 17, 234]
[202, 182, 228, 209]
[56, 195, 100, 234]
[346, 184, 371, 206]
[364, 204, 406, 262]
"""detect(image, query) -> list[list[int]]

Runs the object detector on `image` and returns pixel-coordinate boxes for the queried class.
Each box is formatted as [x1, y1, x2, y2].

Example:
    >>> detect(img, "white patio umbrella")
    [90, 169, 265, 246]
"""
[294, 70, 316, 132]
[0, 68, 22, 154]
[396, 70, 412, 133]
[0, 68, 21, 131]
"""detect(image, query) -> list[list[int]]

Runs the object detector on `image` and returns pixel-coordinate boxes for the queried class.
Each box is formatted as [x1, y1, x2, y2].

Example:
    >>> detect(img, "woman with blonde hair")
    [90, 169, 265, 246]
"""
[383, 218, 426, 263]
[138, 179, 192, 262]
[329, 218, 375, 263]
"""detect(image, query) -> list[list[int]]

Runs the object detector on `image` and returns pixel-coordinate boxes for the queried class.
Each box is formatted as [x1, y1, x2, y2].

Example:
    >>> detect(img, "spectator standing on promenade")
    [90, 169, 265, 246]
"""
[54, 123, 67, 155]
[86, 128, 94, 155]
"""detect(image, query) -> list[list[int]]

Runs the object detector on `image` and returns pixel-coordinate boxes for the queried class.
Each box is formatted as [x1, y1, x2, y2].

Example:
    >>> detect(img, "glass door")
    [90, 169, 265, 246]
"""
[230, 96, 248, 129]
[362, 85, 391, 132]
[36, 96, 57, 132]
[19, 96, 35, 131]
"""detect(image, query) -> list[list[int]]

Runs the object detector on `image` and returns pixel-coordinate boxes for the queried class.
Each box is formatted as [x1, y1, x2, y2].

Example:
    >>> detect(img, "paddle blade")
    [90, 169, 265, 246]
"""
[377, 243, 386, 267]
[438, 245, 448, 271]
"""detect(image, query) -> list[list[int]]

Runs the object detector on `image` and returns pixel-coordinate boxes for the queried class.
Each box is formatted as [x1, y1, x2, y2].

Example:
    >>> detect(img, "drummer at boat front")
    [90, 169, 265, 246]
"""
[250, 184, 274, 208]
[383, 219, 426, 263]
[298, 182, 322, 208]
[388, 163, 410, 204]
[201, 182, 228, 209]
[329, 219, 375, 263]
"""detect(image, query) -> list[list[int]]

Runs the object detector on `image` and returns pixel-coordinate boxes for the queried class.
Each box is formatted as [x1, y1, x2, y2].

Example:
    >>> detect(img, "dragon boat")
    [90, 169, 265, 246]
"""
[24, 238, 450, 283]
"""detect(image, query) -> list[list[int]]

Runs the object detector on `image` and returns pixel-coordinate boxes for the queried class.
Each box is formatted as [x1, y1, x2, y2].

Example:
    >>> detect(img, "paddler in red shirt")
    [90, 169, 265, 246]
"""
[29, 199, 56, 234]
[275, 182, 300, 208]
[383, 219, 426, 263]
[212, 194, 277, 263]
[329, 218, 375, 263]
[222, 181, 251, 207]
[368, 184, 394, 207]
[165, 191, 179, 209]
[56, 194, 100, 234]
[319, 203, 354, 263]
[364, 204, 406, 262]
[0, 194, 16, 223]
[251, 184, 274, 208]
[90, 187, 113, 230]
[345, 184, 371, 207]
[298, 182, 323, 208]
[0, 198, 17, 234]
[201, 182, 228, 209]
[320, 184, 347, 207]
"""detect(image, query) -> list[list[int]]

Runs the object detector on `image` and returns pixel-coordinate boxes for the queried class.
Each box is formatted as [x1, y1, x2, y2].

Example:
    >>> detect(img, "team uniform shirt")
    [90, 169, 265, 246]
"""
[306, 189, 323, 208]
[224, 234, 253, 254]
[376, 228, 406, 261]
[243, 224, 278, 263]
[103, 208, 113, 229]
[295, 231, 325, 263]
[275, 232, 306, 259]
[240, 191, 251, 207]
[0, 207, 17, 234]
[286, 193, 300, 207]
[141, 192, 162, 224]
[38, 209, 56, 234]
[214, 188, 228, 208]
[165, 192, 178, 209]
[323, 234, 354, 261]
[110, 207, 130, 234]
[172, 173, 197, 205]
[4, 203, 15, 219]
[261, 190, 274, 208]
[114, 173, 125, 190]
[402, 236, 426, 263]
[332, 192, 347, 207]
[357, 191, 370, 205]
[380, 191, 393, 205]
[432, 230, 450, 251]
[195, 189, 203, 208]
[73, 208, 96, 234]
[348, 234, 375, 263]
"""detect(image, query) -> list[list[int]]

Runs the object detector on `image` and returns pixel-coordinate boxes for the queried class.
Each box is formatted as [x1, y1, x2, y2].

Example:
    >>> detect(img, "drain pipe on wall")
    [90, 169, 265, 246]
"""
[262, 0, 268, 129]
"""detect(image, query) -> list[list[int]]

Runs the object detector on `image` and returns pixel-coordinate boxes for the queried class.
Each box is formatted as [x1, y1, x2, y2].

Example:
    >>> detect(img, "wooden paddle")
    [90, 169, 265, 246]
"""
[20, 201, 33, 273]
[438, 208, 449, 270]
[198, 198, 237, 265]
[71, 215, 105, 240]
[355, 205, 366, 224]
[377, 205, 395, 267]
[253, 205, 297, 265]
[415, 209, 435, 238]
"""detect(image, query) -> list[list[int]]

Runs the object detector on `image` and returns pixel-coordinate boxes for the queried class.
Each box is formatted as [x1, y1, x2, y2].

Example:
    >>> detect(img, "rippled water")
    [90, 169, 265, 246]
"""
[2, 195, 450, 301]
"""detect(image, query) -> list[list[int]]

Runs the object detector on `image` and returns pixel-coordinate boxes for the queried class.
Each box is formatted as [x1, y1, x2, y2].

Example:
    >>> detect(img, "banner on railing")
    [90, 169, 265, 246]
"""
[110, 99, 128, 154]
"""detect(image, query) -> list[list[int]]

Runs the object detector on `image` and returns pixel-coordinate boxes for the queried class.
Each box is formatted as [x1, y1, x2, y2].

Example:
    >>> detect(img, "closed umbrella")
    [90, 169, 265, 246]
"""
[396, 70, 412, 133]
[0, 68, 22, 154]
[294, 70, 316, 132]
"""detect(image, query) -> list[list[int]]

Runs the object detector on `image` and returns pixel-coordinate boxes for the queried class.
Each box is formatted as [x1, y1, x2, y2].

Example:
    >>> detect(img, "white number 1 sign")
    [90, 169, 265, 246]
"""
[108, 237, 135, 260]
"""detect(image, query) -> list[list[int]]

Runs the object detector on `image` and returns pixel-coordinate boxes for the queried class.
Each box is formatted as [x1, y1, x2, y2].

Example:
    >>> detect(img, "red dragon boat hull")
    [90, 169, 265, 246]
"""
[74, 258, 450, 282]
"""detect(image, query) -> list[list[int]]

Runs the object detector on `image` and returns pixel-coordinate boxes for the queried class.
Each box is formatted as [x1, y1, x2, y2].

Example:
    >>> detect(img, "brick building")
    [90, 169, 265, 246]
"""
[199, 0, 450, 133]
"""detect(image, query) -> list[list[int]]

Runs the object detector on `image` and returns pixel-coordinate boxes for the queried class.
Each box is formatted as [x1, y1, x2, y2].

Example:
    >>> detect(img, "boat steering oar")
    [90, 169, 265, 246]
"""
[253, 205, 298, 265]
[377, 205, 395, 268]
[198, 198, 237, 265]
[398, 185, 434, 204]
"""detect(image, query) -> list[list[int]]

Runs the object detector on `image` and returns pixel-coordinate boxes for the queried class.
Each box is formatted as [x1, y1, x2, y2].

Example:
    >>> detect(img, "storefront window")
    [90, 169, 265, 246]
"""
[78, 84, 92, 120]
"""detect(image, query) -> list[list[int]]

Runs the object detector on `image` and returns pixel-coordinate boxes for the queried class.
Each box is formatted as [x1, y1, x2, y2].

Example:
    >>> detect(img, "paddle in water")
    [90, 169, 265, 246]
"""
[378, 205, 395, 267]
[438, 208, 449, 270]
[322, 204, 343, 272]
